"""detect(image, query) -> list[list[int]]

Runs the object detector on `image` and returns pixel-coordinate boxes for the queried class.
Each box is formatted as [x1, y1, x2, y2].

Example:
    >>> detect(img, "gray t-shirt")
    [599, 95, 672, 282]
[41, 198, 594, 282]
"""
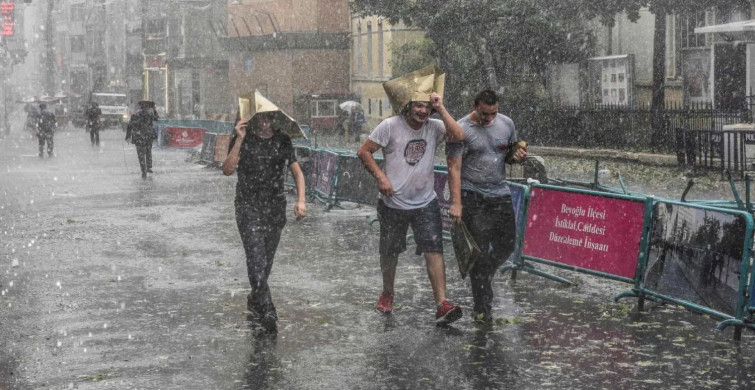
[369, 116, 445, 210]
[446, 113, 517, 197]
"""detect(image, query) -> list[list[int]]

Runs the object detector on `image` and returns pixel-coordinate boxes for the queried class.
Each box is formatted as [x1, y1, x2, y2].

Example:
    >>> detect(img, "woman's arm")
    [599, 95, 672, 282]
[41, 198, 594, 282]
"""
[289, 161, 307, 220]
[222, 119, 248, 176]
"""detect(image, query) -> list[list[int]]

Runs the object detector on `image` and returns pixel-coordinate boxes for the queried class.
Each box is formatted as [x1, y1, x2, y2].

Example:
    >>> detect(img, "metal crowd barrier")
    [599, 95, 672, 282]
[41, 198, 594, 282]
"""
[675, 128, 755, 178]
[507, 182, 754, 340]
[156, 120, 235, 148]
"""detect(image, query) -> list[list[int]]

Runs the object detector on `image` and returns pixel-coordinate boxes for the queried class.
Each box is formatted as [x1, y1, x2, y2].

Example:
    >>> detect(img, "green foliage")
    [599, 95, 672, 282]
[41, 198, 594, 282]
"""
[353, 0, 597, 114]
[389, 39, 436, 78]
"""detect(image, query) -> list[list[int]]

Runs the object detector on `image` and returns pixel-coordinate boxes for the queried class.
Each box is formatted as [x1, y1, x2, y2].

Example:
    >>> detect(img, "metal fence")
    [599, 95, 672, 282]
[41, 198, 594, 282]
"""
[675, 128, 755, 177]
[508, 102, 750, 154]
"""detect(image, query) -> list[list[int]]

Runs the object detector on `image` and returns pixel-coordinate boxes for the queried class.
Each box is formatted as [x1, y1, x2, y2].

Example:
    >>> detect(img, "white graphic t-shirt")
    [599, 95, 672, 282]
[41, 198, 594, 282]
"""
[369, 116, 445, 210]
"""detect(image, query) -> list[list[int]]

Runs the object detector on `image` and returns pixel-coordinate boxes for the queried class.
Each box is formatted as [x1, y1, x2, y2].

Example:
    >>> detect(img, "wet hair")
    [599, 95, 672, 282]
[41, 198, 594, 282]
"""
[474, 89, 499, 106]
[400, 103, 412, 116]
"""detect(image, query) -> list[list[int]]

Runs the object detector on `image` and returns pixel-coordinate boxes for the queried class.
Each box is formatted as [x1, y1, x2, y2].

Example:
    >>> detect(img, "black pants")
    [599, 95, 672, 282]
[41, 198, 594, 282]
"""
[37, 132, 53, 156]
[89, 126, 100, 146]
[235, 204, 286, 315]
[461, 191, 516, 318]
[135, 142, 152, 173]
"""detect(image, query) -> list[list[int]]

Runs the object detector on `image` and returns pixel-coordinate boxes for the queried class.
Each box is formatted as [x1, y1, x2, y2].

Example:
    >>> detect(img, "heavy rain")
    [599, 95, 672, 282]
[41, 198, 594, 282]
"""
[1, 0, 755, 389]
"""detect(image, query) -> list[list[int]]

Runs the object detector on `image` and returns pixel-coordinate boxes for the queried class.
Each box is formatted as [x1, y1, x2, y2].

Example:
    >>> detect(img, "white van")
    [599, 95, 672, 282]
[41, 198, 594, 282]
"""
[92, 93, 129, 129]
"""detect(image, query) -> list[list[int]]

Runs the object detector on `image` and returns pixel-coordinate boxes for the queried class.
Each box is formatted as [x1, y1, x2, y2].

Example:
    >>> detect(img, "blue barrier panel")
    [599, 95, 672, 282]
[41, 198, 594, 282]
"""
[199, 133, 218, 164]
[331, 152, 383, 206]
[307, 148, 340, 205]
[433, 170, 453, 234]
[505, 182, 528, 264]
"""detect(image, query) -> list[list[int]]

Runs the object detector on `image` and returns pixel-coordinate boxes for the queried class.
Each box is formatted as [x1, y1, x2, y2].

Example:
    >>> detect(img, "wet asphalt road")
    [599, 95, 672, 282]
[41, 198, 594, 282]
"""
[1, 123, 755, 390]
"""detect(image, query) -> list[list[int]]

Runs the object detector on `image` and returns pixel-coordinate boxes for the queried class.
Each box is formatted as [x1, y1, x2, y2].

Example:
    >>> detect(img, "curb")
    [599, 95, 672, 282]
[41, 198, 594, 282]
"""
[529, 146, 679, 167]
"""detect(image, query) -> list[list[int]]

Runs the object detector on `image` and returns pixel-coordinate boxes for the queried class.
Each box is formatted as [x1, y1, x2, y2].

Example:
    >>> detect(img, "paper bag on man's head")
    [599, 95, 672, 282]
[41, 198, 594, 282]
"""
[383, 65, 445, 115]
[238, 90, 281, 120]
[238, 93, 253, 121]
[236, 90, 307, 139]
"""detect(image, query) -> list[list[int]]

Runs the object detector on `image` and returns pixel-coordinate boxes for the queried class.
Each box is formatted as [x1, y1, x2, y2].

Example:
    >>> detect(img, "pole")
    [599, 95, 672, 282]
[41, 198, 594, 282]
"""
[45, 0, 55, 96]
[3, 80, 8, 136]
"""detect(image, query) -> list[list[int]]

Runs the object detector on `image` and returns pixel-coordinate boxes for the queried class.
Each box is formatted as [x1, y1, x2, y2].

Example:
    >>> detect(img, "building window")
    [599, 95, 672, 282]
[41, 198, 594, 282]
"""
[311, 100, 337, 118]
[377, 21, 384, 78]
[677, 11, 706, 50]
[368, 98, 372, 115]
[379, 99, 382, 117]
[146, 19, 166, 40]
[71, 5, 85, 22]
[665, 14, 676, 79]
[355, 21, 362, 77]
[366, 22, 373, 77]
[71, 35, 85, 53]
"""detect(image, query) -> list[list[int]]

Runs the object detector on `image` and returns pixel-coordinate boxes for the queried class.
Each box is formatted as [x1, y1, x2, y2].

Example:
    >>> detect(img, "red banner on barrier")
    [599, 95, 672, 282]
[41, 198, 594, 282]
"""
[522, 187, 645, 279]
[166, 127, 205, 148]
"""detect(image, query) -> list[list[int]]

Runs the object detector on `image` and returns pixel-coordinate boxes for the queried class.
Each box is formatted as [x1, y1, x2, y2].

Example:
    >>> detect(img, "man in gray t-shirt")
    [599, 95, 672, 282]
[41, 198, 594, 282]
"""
[446, 89, 527, 323]
[358, 92, 466, 325]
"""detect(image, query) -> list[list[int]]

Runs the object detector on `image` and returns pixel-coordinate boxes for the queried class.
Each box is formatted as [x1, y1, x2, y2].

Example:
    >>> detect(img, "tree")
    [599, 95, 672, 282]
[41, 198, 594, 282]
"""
[352, 0, 596, 114]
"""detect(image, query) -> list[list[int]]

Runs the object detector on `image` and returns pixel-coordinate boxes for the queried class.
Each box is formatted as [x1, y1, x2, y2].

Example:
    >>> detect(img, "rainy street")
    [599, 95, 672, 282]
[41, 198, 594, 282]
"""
[3, 0, 755, 388]
[0, 121, 754, 390]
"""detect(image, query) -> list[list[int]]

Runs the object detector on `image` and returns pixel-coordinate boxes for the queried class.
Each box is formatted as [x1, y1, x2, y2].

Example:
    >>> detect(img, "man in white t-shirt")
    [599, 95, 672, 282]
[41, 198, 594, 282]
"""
[358, 89, 466, 325]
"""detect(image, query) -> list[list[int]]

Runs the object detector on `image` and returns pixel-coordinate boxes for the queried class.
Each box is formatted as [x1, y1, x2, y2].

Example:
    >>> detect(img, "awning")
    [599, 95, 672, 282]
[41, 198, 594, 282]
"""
[695, 19, 755, 34]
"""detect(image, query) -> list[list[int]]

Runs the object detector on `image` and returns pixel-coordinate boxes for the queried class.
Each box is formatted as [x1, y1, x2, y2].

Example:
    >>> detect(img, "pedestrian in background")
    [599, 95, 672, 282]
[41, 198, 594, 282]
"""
[446, 89, 527, 323]
[357, 65, 466, 325]
[85, 102, 102, 146]
[36, 103, 56, 158]
[125, 101, 158, 179]
[222, 98, 307, 334]
[24, 103, 40, 138]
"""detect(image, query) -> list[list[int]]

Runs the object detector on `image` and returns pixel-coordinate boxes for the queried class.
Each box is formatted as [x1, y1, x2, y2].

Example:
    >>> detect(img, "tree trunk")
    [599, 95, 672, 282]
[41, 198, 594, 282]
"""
[651, 10, 667, 151]
[478, 36, 500, 93]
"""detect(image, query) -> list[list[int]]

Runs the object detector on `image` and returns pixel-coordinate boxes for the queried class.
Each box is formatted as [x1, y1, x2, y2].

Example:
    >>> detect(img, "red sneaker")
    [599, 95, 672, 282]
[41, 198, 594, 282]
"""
[435, 300, 462, 325]
[376, 292, 393, 313]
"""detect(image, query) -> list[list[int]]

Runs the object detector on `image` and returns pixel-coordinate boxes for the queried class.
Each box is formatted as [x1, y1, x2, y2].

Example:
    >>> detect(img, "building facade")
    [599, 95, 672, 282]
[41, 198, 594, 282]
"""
[142, 0, 230, 119]
[549, 5, 753, 109]
[220, 0, 351, 132]
[350, 14, 424, 132]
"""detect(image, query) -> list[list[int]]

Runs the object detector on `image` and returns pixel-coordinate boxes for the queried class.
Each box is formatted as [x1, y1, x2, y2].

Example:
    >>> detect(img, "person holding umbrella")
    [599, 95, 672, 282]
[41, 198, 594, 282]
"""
[339, 100, 364, 140]
[223, 90, 307, 334]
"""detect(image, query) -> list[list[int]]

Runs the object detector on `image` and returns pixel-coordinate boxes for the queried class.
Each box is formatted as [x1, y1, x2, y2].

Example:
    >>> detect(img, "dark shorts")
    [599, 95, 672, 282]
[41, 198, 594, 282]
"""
[377, 198, 444, 257]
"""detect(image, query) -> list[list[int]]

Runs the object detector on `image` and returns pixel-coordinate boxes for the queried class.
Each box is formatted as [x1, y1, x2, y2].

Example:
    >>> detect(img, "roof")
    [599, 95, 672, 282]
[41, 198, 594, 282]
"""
[695, 19, 755, 34]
